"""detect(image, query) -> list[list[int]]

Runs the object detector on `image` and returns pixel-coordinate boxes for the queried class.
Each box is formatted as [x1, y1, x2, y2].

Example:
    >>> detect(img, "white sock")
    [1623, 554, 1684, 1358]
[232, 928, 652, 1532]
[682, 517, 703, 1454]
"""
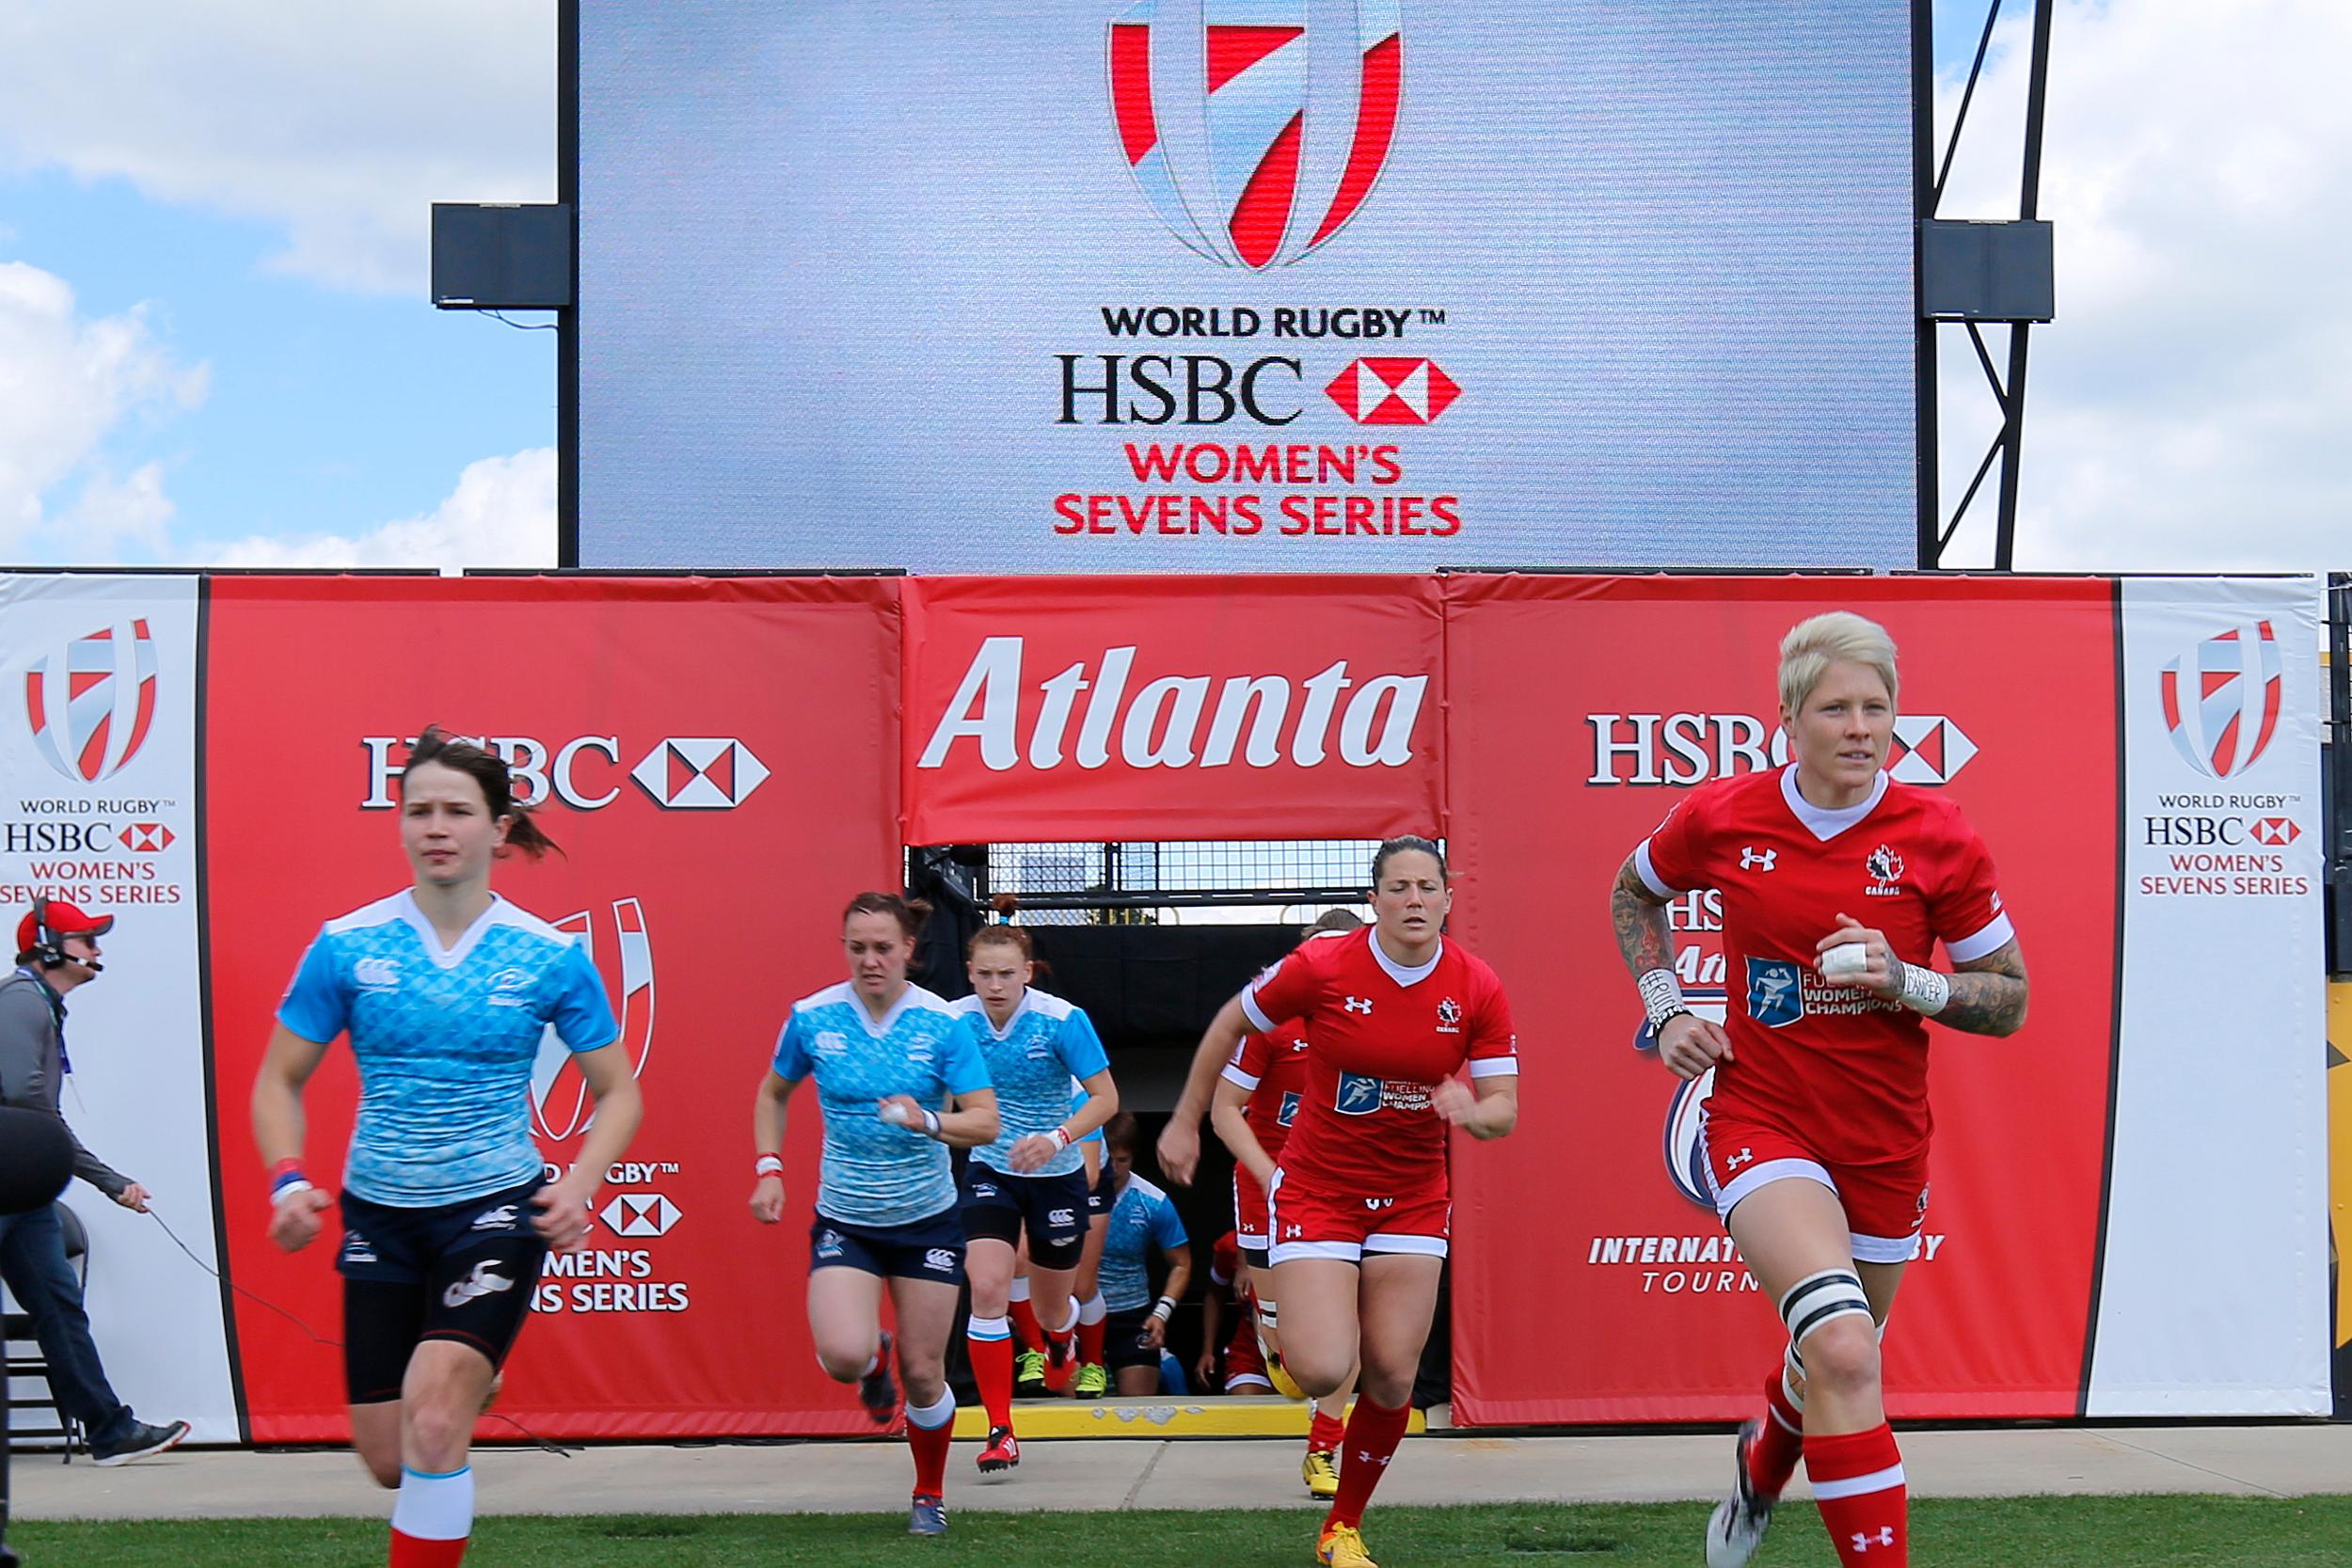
[1077, 1291, 1106, 1325]
[390, 1465, 473, 1541]
[1009, 1276, 1032, 1304]
[1044, 1295, 1078, 1338]
[906, 1387, 957, 1430]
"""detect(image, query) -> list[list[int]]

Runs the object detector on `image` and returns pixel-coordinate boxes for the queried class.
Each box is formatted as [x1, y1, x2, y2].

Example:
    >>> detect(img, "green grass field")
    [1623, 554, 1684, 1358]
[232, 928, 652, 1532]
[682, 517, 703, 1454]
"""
[12, 1496, 2350, 1567]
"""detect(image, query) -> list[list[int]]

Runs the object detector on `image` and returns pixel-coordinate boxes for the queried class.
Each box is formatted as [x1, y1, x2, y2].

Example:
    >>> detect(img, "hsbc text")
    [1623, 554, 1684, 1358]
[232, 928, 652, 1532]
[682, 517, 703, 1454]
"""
[1058, 355, 1301, 425]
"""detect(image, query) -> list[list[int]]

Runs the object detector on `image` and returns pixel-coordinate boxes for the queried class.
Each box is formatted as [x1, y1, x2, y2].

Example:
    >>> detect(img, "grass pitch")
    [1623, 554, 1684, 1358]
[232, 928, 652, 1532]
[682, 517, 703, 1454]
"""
[13, 1494, 2350, 1565]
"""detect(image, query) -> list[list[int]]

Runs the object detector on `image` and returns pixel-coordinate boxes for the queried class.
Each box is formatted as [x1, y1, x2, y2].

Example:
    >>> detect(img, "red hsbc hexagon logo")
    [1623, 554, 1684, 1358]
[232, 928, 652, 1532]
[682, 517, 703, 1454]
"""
[2251, 817, 2300, 847]
[122, 823, 175, 853]
[1326, 357, 1458, 425]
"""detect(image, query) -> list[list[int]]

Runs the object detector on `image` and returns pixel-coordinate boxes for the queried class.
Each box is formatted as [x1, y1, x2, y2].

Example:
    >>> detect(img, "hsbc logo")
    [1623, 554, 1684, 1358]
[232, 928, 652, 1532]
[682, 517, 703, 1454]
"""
[361, 734, 769, 812]
[122, 822, 174, 853]
[1587, 713, 1978, 787]
[919, 637, 1426, 773]
[17, 619, 160, 783]
[1109, 0, 1402, 272]
[2252, 817, 2299, 847]
[1327, 358, 1458, 425]
[598, 1193, 680, 1238]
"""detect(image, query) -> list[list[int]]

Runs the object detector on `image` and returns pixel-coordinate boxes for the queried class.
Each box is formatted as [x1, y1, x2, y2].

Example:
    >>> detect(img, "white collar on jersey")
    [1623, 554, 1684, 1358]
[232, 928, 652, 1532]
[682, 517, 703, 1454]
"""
[1367, 929, 1444, 987]
[396, 890, 509, 969]
[977, 990, 1035, 1040]
[852, 983, 930, 1038]
[1778, 764, 1890, 843]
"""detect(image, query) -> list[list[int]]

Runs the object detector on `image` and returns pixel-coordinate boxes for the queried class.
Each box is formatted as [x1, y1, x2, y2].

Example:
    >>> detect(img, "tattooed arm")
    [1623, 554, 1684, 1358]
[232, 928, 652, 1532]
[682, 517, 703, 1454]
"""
[1938, 939, 2028, 1037]
[1612, 854, 1731, 1080]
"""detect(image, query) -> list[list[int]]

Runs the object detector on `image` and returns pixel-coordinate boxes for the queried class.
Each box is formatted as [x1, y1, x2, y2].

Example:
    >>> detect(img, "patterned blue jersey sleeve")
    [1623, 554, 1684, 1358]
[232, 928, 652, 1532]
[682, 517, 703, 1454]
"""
[550, 942, 620, 1053]
[276, 929, 347, 1044]
[1057, 1006, 1111, 1081]
[941, 1021, 992, 1098]
[1150, 1191, 1189, 1250]
[772, 1008, 814, 1082]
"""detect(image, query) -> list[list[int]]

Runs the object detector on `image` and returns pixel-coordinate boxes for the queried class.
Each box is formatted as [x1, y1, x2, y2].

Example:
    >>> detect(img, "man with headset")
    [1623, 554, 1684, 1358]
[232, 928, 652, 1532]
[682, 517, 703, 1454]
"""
[0, 899, 189, 1465]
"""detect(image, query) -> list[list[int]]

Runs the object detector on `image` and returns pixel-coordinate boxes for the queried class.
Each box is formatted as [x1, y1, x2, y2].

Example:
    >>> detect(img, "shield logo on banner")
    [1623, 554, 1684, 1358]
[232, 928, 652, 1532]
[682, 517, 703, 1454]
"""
[19, 619, 160, 783]
[2160, 621, 2283, 780]
[1110, 0, 1404, 269]
[1634, 988, 1727, 1211]
[532, 897, 656, 1141]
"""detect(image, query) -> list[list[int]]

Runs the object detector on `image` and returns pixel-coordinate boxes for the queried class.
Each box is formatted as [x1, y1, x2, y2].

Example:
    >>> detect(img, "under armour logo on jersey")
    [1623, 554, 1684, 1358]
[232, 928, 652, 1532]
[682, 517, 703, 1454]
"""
[1740, 847, 1776, 872]
[1852, 1527, 1897, 1551]
[442, 1262, 513, 1308]
[1283, 1223, 1303, 1239]
[354, 958, 401, 989]
[1343, 996, 1374, 1014]
[1726, 1148, 1755, 1172]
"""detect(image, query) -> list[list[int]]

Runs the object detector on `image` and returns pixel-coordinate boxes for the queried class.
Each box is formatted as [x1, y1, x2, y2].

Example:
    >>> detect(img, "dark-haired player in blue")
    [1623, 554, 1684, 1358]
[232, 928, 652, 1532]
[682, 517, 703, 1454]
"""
[751, 892, 997, 1536]
[950, 925, 1118, 1473]
[253, 728, 644, 1568]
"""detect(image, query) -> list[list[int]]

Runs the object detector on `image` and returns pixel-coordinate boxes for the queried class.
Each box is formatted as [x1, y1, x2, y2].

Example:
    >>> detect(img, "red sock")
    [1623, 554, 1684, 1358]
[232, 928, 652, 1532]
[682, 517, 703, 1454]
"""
[1308, 1407, 1345, 1453]
[1008, 1296, 1043, 1352]
[389, 1531, 469, 1567]
[1323, 1395, 1411, 1531]
[968, 1323, 1015, 1427]
[1077, 1312, 1105, 1366]
[1747, 1368, 1805, 1497]
[1806, 1424, 1907, 1567]
[908, 1414, 954, 1497]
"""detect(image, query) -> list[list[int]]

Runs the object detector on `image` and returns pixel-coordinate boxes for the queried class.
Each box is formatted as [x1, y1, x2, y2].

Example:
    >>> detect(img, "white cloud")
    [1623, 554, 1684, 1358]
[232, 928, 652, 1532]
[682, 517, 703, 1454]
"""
[0, 2, 552, 294]
[1931, 0, 2352, 572]
[0, 261, 206, 551]
[192, 447, 557, 571]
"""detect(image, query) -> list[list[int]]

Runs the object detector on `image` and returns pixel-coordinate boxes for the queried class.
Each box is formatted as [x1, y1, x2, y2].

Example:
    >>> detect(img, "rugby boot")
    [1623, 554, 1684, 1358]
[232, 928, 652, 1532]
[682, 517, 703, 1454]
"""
[1302, 1448, 1340, 1498]
[977, 1424, 1022, 1474]
[1704, 1419, 1777, 1568]
[908, 1492, 948, 1536]
[1316, 1523, 1378, 1568]
[1013, 1348, 1048, 1398]
[1072, 1361, 1109, 1399]
[858, 1330, 899, 1425]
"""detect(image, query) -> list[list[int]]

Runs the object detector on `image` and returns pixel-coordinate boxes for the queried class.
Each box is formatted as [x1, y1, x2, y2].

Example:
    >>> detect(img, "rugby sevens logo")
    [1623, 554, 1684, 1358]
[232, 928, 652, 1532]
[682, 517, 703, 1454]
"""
[18, 620, 159, 783]
[2160, 621, 2283, 780]
[1110, 0, 1403, 269]
[532, 897, 656, 1140]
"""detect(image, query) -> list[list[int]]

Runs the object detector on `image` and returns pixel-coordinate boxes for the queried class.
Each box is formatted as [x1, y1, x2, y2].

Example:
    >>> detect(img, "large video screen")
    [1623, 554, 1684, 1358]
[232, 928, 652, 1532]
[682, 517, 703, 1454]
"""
[576, 2, 1917, 571]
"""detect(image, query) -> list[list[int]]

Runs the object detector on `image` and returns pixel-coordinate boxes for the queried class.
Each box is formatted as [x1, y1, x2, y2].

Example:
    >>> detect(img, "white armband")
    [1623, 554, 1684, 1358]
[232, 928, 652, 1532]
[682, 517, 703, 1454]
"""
[1636, 968, 1686, 1027]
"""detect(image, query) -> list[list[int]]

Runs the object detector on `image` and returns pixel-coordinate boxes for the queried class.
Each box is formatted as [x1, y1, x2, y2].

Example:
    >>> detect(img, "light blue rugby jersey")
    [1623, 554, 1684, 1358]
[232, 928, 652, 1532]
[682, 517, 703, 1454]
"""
[278, 890, 618, 1208]
[1098, 1174, 1188, 1312]
[953, 989, 1109, 1180]
[773, 981, 990, 1228]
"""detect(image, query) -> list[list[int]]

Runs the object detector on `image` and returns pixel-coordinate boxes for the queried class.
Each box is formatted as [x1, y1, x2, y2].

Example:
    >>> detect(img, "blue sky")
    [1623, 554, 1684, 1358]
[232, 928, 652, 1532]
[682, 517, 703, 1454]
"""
[2, 1, 2342, 573]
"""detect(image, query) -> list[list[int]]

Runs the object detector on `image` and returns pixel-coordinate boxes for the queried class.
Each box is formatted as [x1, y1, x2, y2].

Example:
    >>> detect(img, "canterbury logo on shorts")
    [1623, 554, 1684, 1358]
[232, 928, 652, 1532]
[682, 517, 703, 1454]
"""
[442, 1261, 514, 1308]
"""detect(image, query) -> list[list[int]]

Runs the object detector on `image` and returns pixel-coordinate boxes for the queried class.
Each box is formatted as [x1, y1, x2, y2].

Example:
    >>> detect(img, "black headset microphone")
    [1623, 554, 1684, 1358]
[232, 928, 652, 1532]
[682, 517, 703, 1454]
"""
[27, 897, 100, 973]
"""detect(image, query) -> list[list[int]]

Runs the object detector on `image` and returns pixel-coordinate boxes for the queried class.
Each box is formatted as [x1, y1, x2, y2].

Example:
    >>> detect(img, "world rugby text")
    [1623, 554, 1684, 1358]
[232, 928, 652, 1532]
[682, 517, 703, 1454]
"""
[1056, 442, 1458, 540]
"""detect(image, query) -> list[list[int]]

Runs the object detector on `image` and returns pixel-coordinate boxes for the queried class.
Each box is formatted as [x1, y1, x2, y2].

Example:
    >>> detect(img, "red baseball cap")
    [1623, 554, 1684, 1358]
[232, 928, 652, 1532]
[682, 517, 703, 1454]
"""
[17, 901, 114, 956]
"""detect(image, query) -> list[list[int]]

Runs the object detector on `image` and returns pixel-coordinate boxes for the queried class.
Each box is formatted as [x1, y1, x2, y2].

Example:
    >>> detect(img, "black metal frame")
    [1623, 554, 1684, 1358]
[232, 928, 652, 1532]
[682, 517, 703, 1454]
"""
[1917, 0, 2058, 569]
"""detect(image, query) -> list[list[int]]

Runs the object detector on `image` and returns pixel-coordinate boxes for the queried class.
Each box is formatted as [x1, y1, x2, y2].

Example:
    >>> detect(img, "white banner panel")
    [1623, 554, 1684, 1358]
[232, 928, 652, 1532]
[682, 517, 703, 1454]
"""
[577, 0, 1917, 572]
[2092, 577, 2331, 1415]
[0, 576, 238, 1442]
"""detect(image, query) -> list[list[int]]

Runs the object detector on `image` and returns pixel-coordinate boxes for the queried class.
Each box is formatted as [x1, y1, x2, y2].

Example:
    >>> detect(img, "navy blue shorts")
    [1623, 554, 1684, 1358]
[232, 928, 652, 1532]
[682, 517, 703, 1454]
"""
[960, 1161, 1089, 1269]
[808, 1209, 965, 1284]
[1087, 1164, 1111, 1219]
[337, 1178, 547, 1402]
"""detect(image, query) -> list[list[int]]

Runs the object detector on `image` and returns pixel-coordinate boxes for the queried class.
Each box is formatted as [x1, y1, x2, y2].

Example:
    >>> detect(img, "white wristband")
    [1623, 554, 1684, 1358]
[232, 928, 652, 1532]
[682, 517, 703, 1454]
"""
[270, 1178, 314, 1208]
[1150, 1295, 1176, 1323]
[754, 1154, 784, 1178]
[921, 1108, 942, 1138]
[1048, 1125, 1072, 1151]
[1636, 968, 1685, 1026]
[1898, 961, 1950, 1016]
